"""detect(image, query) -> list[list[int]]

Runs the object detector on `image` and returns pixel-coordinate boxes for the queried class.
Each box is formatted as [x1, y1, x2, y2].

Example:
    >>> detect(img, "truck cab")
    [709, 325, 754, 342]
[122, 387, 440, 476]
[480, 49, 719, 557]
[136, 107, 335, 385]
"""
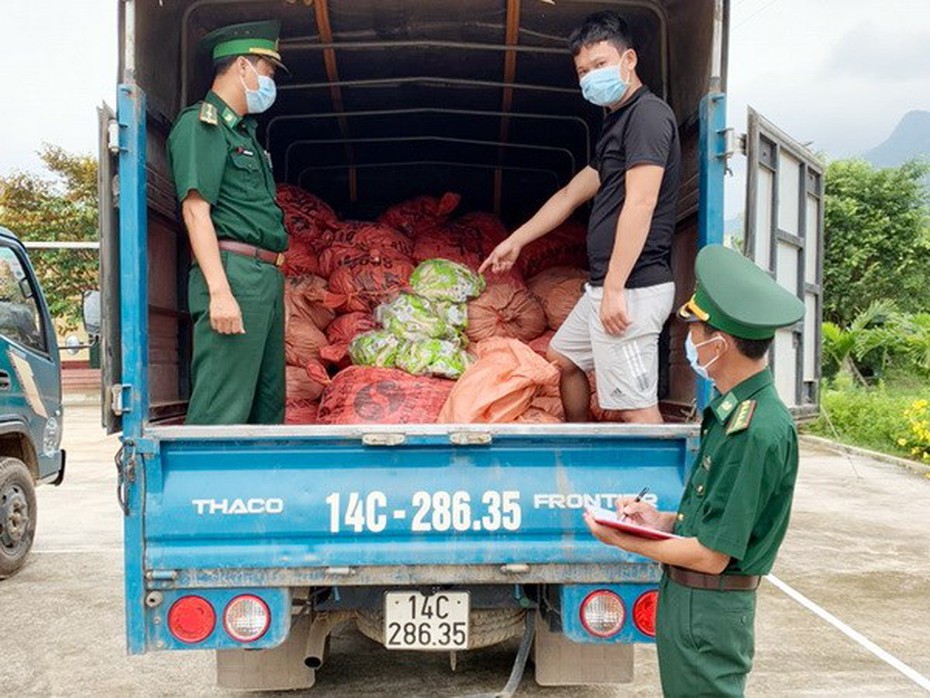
[0, 226, 65, 579]
[100, 0, 823, 690]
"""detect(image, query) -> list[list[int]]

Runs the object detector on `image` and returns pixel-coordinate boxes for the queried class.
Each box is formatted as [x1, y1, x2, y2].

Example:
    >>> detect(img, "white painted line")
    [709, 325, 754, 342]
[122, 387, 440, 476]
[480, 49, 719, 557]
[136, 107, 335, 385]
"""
[30, 548, 123, 554]
[767, 574, 930, 693]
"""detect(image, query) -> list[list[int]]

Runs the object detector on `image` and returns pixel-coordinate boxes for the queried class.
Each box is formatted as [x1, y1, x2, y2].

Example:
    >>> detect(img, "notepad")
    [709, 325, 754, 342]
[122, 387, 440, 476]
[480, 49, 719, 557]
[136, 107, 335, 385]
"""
[585, 505, 682, 540]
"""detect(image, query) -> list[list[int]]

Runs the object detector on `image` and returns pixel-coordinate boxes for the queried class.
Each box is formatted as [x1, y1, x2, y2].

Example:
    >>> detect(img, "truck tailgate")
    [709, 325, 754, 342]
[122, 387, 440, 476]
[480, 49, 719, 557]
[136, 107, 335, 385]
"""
[142, 424, 697, 583]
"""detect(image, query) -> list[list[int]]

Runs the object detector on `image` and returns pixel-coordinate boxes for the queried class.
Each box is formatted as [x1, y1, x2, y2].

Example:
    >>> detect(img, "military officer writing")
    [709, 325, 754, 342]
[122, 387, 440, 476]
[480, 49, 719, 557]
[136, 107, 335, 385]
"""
[167, 21, 289, 425]
[584, 245, 806, 697]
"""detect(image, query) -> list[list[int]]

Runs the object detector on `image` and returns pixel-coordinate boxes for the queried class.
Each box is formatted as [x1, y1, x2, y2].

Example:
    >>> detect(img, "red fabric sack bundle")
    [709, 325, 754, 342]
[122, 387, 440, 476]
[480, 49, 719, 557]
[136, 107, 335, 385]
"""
[281, 236, 323, 278]
[466, 283, 547, 343]
[438, 337, 560, 423]
[320, 312, 379, 367]
[285, 314, 329, 366]
[527, 266, 587, 330]
[519, 220, 588, 277]
[317, 366, 455, 424]
[528, 330, 555, 358]
[285, 400, 319, 425]
[325, 254, 415, 313]
[286, 362, 329, 402]
[284, 275, 335, 331]
[379, 192, 461, 237]
[276, 184, 338, 227]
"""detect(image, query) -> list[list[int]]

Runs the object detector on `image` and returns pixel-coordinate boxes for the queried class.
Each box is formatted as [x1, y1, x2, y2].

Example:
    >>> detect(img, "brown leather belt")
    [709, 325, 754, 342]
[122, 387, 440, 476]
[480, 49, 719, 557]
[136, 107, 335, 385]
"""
[218, 240, 285, 267]
[664, 564, 761, 591]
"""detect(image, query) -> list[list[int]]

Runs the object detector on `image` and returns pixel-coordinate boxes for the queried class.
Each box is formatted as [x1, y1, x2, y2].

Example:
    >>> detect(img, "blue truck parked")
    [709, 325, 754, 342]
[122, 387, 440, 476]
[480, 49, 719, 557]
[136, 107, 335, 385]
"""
[0, 226, 64, 579]
[100, 0, 823, 689]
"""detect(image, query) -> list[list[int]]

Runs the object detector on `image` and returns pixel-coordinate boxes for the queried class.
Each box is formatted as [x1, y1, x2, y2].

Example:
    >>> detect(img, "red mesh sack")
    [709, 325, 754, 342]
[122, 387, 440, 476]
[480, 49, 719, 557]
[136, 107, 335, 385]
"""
[281, 237, 323, 278]
[412, 230, 483, 271]
[317, 366, 455, 424]
[276, 184, 338, 226]
[527, 266, 587, 330]
[285, 400, 319, 425]
[316, 221, 413, 263]
[379, 192, 461, 237]
[454, 212, 509, 254]
[528, 330, 555, 358]
[284, 275, 334, 330]
[519, 221, 588, 277]
[466, 283, 547, 343]
[319, 243, 413, 280]
[285, 315, 329, 366]
[325, 255, 415, 313]
[321, 311, 379, 366]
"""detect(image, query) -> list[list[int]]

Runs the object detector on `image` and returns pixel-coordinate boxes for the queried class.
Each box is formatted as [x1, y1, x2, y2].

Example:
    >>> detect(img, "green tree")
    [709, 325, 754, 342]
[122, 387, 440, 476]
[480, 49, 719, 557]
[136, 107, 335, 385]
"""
[823, 159, 930, 326]
[0, 144, 99, 331]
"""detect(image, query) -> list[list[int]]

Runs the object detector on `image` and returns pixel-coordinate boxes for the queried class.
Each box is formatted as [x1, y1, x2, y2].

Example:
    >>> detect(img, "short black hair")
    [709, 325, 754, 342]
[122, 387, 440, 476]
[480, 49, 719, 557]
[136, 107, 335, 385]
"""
[568, 11, 634, 57]
[214, 54, 260, 77]
[704, 322, 773, 360]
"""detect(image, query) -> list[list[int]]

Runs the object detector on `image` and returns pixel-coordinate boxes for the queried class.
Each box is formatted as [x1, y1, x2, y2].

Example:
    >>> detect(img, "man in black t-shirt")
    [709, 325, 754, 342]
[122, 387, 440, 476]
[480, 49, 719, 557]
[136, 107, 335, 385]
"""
[480, 11, 681, 423]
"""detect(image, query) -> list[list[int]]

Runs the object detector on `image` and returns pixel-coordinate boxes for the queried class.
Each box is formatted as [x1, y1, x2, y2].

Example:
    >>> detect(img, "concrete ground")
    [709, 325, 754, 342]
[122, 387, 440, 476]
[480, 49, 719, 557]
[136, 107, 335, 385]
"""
[2, 404, 929, 696]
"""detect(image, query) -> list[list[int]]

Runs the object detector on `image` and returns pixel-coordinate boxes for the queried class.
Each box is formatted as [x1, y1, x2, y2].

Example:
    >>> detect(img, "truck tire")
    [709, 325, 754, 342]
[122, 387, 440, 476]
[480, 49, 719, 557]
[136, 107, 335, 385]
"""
[0, 458, 37, 579]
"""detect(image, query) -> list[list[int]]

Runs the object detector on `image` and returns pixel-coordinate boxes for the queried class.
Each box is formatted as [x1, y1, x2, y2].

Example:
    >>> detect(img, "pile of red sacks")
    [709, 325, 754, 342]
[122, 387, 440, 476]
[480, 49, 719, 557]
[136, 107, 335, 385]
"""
[276, 184, 595, 425]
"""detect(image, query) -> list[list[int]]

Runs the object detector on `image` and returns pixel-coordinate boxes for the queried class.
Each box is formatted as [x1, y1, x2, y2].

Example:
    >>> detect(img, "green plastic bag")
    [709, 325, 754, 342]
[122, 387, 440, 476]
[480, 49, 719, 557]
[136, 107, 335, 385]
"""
[348, 330, 400, 368]
[376, 293, 455, 340]
[396, 338, 472, 379]
[409, 259, 486, 303]
[429, 299, 469, 329]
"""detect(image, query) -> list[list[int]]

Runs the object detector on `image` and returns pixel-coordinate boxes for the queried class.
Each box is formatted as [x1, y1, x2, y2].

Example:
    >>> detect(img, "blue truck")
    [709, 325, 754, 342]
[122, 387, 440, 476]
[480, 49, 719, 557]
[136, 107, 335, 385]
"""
[100, 0, 823, 689]
[0, 226, 65, 579]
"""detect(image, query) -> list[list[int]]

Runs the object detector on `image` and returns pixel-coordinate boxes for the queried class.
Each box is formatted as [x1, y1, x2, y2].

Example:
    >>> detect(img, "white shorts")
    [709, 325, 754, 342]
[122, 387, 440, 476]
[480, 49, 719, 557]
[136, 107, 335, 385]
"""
[549, 282, 675, 410]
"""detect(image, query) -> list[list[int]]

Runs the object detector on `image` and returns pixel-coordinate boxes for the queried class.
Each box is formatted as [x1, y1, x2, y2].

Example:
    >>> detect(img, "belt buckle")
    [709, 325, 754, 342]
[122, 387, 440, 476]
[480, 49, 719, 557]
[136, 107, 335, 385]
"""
[275, 252, 285, 267]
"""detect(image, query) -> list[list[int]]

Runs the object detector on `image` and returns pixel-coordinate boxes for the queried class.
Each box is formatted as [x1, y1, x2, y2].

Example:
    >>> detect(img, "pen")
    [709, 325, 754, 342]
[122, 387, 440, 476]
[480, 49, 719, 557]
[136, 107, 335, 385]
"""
[619, 486, 650, 522]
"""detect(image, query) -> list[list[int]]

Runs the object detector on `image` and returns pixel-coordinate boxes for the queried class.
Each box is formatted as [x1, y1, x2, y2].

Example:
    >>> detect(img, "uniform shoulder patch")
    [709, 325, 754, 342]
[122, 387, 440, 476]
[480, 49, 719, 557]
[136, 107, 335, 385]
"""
[198, 102, 219, 126]
[726, 399, 757, 435]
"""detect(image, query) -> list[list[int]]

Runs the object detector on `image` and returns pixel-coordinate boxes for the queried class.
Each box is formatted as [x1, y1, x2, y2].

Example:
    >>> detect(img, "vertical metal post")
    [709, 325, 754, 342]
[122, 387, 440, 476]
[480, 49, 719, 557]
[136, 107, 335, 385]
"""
[118, 82, 149, 654]
[696, 91, 727, 412]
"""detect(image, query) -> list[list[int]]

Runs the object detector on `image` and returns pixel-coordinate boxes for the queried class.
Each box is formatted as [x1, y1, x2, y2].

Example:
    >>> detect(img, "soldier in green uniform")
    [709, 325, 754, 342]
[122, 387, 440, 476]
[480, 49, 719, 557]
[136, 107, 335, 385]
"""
[584, 244, 805, 697]
[167, 21, 289, 425]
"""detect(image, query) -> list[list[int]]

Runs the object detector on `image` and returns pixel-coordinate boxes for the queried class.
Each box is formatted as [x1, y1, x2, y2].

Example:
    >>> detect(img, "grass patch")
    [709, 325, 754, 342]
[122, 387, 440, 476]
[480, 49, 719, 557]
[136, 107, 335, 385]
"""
[805, 371, 930, 463]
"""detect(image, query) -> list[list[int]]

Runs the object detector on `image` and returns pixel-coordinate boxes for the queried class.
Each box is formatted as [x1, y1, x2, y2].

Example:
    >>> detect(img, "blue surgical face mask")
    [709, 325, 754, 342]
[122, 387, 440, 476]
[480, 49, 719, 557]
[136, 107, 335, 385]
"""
[579, 54, 631, 107]
[241, 61, 277, 114]
[685, 332, 724, 381]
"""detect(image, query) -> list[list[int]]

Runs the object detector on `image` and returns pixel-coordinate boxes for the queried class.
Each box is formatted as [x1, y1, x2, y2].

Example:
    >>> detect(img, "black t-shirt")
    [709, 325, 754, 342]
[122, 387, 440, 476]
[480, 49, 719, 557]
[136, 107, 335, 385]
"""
[586, 86, 681, 288]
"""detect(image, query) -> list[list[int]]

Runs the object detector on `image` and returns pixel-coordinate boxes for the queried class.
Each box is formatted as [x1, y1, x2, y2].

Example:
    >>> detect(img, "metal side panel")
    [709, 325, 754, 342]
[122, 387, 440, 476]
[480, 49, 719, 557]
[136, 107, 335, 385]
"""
[140, 430, 697, 579]
[97, 103, 122, 434]
[744, 108, 824, 418]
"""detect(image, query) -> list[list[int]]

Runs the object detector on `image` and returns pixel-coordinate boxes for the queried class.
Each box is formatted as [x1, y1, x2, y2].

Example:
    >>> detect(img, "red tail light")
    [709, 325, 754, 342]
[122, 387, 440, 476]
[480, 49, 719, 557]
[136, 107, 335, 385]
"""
[168, 596, 216, 644]
[633, 590, 658, 637]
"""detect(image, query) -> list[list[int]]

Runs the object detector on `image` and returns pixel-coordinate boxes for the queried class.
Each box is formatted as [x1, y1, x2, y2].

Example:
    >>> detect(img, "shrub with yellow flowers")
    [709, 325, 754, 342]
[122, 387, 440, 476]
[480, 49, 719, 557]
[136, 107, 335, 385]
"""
[896, 399, 930, 464]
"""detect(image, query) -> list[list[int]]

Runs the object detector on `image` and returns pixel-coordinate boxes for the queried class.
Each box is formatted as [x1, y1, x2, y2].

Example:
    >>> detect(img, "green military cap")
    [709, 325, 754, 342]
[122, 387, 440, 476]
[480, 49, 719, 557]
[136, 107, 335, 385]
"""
[200, 20, 288, 72]
[678, 245, 805, 340]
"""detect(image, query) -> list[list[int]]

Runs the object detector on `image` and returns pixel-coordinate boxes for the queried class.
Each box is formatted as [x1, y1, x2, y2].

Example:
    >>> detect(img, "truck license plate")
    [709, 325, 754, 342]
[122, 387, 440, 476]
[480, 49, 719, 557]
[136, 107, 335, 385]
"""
[384, 591, 469, 650]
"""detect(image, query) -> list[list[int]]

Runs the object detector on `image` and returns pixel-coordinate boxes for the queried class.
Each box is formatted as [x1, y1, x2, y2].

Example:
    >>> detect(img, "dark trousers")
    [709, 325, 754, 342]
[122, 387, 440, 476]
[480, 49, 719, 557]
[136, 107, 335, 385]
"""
[186, 251, 285, 425]
[656, 574, 757, 697]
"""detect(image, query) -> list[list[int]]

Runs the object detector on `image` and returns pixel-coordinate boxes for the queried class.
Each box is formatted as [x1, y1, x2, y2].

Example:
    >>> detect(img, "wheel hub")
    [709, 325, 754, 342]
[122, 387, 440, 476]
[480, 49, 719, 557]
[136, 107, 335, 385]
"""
[0, 484, 29, 548]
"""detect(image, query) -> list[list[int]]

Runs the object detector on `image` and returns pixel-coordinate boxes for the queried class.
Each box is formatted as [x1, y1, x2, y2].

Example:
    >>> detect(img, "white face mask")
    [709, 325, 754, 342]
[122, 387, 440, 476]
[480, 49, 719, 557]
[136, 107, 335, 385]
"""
[685, 332, 725, 380]
[240, 60, 277, 114]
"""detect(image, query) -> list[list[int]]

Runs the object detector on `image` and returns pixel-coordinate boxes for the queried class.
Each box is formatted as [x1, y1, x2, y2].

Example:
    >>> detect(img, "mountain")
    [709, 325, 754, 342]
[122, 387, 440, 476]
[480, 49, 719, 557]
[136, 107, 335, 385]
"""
[862, 110, 930, 168]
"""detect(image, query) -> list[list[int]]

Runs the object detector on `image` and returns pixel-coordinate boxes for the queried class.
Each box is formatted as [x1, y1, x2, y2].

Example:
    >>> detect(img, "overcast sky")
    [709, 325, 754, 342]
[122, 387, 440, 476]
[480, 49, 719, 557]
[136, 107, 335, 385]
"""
[2, 0, 930, 215]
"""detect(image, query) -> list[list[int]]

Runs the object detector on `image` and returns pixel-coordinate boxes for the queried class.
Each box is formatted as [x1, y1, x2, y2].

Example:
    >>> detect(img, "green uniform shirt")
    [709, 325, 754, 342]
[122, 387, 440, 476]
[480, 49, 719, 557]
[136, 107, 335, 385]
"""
[674, 368, 798, 575]
[167, 91, 287, 253]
